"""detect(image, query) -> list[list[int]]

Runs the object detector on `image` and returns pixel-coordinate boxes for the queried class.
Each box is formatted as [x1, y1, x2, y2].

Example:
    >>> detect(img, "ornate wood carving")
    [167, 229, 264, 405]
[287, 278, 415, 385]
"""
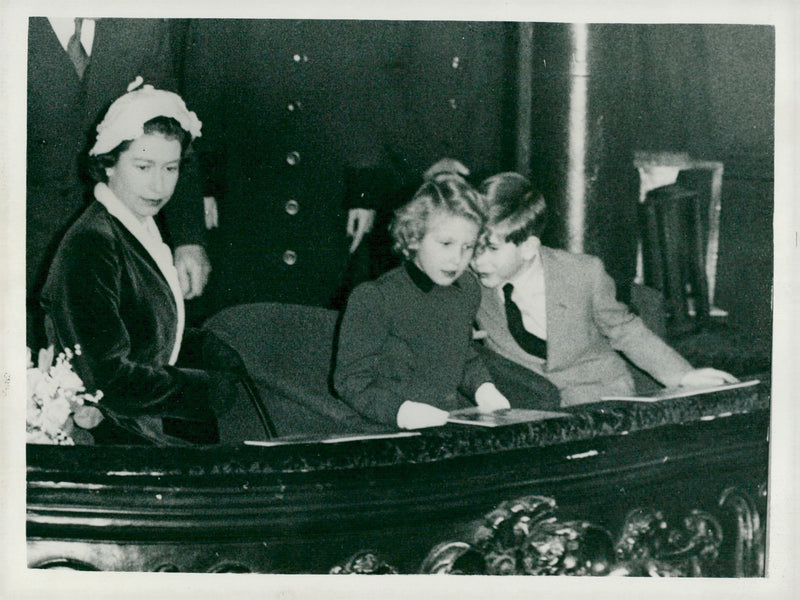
[718, 484, 767, 577]
[330, 551, 399, 575]
[416, 485, 765, 577]
[27, 381, 769, 575]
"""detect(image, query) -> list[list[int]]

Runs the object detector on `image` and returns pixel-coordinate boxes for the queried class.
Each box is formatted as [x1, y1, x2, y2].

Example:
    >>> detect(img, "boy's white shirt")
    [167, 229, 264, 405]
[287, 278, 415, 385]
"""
[498, 256, 548, 339]
[94, 182, 185, 365]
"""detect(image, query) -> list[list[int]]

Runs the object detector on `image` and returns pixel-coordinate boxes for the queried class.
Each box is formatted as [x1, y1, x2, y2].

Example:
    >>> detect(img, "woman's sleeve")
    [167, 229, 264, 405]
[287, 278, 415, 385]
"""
[333, 285, 406, 426]
[46, 230, 223, 421]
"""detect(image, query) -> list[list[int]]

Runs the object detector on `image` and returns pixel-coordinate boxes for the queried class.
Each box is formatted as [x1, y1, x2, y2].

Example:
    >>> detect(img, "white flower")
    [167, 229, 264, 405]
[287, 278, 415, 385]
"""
[50, 360, 85, 394]
[40, 396, 72, 436]
[29, 369, 59, 402]
[26, 346, 104, 445]
[38, 346, 54, 370]
[27, 429, 54, 445]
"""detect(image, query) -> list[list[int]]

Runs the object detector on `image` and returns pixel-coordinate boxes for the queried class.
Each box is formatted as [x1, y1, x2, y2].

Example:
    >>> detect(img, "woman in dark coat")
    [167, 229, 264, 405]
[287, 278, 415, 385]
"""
[41, 85, 241, 446]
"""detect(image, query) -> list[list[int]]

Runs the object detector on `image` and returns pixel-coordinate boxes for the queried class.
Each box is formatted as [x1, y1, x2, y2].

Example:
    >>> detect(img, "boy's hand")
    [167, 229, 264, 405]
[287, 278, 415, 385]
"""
[679, 368, 739, 388]
[396, 401, 449, 429]
[474, 382, 511, 412]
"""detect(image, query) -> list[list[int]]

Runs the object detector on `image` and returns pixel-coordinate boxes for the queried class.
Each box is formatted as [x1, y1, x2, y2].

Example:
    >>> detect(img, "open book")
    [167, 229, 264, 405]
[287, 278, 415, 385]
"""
[600, 379, 760, 402]
[447, 407, 570, 427]
[244, 431, 420, 447]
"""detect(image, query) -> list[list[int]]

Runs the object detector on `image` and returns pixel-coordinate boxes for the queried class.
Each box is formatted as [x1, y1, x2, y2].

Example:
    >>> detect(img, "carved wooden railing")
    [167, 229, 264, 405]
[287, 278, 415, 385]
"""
[28, 379, 769, 575]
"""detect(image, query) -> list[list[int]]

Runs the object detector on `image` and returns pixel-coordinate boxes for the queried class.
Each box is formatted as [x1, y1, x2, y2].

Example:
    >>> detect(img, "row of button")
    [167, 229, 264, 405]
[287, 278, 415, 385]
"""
[285, 53, 307, 270]
[282, 250, 297, 266]
[291, 54, 462, 66]
[290, 47, 444, 269]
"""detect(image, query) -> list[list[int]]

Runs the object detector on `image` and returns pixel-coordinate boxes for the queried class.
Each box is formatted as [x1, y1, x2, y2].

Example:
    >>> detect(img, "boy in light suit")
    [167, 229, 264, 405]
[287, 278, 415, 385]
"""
[470, 171, 736, 407]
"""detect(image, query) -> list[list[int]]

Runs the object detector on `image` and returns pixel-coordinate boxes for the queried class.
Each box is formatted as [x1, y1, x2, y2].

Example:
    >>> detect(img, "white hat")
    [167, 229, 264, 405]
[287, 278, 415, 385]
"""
[89, 83, 202, 156]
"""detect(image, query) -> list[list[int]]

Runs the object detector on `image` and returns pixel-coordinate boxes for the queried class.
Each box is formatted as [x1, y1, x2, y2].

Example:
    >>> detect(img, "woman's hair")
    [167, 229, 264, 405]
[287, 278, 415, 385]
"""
[87, 116, 192, 183]
[479, 172, 548, 244]
[390, 173, 486, 258]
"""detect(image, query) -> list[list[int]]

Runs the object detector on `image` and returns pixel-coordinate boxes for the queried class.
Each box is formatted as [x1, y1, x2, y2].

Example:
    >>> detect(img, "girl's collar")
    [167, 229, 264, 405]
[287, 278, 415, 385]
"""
[404, 260, 462, 293]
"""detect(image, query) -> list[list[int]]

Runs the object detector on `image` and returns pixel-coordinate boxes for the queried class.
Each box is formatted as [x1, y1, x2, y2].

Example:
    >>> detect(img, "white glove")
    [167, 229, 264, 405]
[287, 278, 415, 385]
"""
[474, 382, 511, 412]
[396, 401, 449, 429]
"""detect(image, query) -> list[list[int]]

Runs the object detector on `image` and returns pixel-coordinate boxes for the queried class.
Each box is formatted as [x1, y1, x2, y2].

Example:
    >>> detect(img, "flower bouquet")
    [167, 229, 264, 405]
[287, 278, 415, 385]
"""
[27, 345, 104, 445]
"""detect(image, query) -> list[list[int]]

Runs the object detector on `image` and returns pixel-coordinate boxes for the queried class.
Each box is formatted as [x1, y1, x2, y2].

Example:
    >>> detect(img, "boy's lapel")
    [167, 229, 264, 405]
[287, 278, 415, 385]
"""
[542, 247, 570, 370]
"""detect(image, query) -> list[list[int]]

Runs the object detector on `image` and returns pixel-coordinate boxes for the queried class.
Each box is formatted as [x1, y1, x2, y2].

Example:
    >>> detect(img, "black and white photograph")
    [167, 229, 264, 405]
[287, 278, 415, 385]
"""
[2, 0, 797, 598]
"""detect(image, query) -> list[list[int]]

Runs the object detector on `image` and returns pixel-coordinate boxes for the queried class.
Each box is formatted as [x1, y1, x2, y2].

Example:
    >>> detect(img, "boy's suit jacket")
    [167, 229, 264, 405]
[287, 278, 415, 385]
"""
[476, 246, 692, 406]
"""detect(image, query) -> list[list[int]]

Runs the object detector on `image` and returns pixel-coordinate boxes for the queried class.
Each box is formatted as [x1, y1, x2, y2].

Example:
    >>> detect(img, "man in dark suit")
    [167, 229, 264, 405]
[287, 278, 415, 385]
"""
[27, 17, 210, 350]
[177, 19, 397, 315]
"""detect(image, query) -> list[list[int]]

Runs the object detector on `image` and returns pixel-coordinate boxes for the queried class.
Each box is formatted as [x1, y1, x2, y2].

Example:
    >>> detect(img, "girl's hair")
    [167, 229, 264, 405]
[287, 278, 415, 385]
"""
[478, 172, 548, 245]
[87, 116, 192, 183]
[390, 173, 485, 258]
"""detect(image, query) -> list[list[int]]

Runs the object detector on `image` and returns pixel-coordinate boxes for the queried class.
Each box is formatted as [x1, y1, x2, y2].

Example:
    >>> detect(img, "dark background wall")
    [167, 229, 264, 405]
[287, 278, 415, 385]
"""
[174, 20, 774, 339]
[525, 23, 773, 339]
[621, 24, 772, 339]
[627, 25, 773, 342]
[697, 27, 774, 340]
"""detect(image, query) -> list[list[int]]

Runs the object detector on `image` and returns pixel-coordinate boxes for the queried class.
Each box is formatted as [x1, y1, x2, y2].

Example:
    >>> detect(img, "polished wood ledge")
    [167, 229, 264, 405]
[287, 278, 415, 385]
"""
[27, 378, 769, 575]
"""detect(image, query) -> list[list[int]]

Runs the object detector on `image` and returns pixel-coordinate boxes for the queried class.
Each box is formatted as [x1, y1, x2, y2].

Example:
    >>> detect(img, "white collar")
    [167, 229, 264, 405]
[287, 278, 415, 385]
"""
[499, 255, 544, 302]
[48, 17, 96, 55]
[94, 181, 162, 244]
[94, 182, 185, 365]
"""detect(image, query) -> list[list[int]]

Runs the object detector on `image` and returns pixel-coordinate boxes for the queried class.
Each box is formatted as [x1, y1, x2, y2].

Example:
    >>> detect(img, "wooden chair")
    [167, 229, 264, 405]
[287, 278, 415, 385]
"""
[633, 151, 725, 319]
[640, 183, 710, 333]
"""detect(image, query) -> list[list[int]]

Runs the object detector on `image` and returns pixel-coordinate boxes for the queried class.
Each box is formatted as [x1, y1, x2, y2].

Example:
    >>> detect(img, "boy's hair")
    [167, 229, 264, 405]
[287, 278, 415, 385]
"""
[390, 173, 485, 258]
[87, 116, 192, 183]
[479, 172, 548, 245]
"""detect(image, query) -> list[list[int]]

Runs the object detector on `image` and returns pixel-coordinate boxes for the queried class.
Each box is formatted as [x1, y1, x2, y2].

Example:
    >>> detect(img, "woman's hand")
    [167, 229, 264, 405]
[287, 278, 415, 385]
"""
[474, 382, 511, 412]
[679, 368, 739, 388]
[396, 401, 449, 429]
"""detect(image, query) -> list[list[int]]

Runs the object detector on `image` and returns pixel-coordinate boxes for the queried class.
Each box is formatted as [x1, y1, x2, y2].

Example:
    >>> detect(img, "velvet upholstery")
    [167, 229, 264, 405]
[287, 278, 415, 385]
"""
[203, 303, 388, 437]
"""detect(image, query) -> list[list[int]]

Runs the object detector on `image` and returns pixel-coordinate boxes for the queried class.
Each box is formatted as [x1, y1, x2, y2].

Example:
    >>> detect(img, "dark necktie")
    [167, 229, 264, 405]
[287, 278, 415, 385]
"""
[503, 283, 547, 359]
[66, 18, 89, 79]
